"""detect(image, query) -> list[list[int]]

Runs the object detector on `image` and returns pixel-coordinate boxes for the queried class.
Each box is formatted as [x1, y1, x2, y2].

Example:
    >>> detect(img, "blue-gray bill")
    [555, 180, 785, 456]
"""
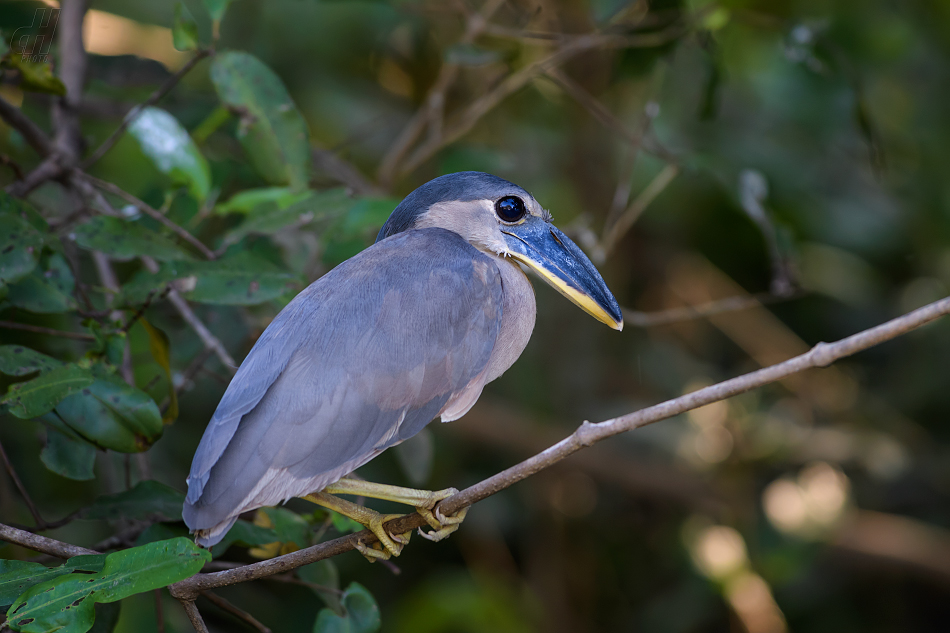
[502, 217, 623, 330]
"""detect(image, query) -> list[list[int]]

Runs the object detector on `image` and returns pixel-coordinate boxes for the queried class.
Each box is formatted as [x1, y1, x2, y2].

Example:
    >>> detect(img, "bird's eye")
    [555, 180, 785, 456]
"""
[495, 196, 527, 223]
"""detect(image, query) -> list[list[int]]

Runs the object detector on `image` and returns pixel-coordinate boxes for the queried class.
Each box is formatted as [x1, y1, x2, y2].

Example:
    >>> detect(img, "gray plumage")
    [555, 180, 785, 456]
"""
[184, 171, 621, 546]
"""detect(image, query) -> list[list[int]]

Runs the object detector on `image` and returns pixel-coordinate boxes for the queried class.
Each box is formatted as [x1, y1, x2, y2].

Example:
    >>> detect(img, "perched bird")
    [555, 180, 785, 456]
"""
[183, 171, 622, 559]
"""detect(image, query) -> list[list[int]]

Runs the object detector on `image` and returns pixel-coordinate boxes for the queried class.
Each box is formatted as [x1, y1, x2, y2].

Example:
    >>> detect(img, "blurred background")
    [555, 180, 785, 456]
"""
[2, 0, 950, 631]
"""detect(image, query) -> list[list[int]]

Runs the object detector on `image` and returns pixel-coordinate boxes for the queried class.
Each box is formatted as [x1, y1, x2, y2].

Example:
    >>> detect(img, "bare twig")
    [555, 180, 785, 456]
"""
[0, 320, 95, 341]
[0, 523, 97, 558]
[138, 255, 237, 372]
[0, 96, 54, 156]
[81, 49, 213, 169]
[377, 0, 506, 185]
[180, 600, 210, 633]
[6, 155, 64, 197]
[0, 440, 45, 529]
[155, 589, 166, 633]
[81, 174, 217, 260]
[601, 163, 679, 257]
[200, 591, 272, 633]
[51, 0, 89, 165]
[165, 295, 950, 598]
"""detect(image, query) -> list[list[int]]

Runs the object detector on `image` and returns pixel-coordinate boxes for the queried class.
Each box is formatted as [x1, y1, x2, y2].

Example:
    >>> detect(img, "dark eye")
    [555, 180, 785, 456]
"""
[494, 196, 526, 223]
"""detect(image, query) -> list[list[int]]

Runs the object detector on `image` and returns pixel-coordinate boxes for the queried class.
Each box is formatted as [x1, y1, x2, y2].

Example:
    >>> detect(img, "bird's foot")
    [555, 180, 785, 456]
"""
[414, 488, 469, 542]
[303, 491, 410, 560]
[354, 524, 411, 562]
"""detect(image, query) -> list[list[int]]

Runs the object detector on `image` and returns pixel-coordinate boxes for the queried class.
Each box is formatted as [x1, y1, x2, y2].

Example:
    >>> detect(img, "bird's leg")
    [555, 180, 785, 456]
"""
[302, 491, 411, 561]
[324, 478, 469, 543]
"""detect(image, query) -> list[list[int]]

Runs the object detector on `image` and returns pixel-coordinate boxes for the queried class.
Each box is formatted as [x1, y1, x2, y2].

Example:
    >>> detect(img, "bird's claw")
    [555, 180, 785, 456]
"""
[417, 501, 469, 543]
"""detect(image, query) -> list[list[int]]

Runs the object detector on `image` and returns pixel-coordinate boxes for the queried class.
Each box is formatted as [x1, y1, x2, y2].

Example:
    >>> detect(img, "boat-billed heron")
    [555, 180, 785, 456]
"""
[183, 171, 622, 559]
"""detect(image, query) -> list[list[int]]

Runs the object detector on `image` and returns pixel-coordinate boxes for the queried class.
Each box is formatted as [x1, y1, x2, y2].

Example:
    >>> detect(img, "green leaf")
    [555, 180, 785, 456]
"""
[50, 375, 164, 453]
[321, 197, 399, 265]
[330, 511, 363, 535]
[83, 480, 185, 522]
[172, 2, 200, 51]
[215, 187, 312, 215]
[0, 193, 49, 233]
[121, 251, 299, 306]
[5, 57, 66, 95]
[313, 583, 381, 633]
[7, 538, 210, 633]
[70, 216, 192, 262]
[0, 212, 43, 285]
[1, 364, 95, 419]
[0, 346, 64, 376]
[202, 0, 233, 22]
[140, 318, 177, 423]
[0, 556, 106, 609]
[40, 426, 96, 480]
[5, 252, 76, 313]
[210, 520, 279, 558]
[299, 560, 341, 613]
[222, 188, 353, 248]
[210, 51, 312, 190]
[128, 107, 211, 201]
[393, 427, 433, 486]
[134, 523, 190, 547]
[262, 507, 311, 549]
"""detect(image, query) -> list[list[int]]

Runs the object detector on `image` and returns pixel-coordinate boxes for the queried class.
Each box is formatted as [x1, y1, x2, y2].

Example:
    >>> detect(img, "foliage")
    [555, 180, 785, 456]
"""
[1, 0, 950, 631]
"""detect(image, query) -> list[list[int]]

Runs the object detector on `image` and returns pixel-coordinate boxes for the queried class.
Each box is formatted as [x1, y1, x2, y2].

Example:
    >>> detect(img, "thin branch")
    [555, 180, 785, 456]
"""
[81, 174, 217, 260]
[167, 295, 950, 598]
[601, 163, 679, 257]
[0, 440, 45, 529]
[0, 523, 97, 558]
[200, 591, 272, 633]
[6, 155, 64, 198]
[180, 600, 210, 633]
[81, 49, 213, 170]
[0, 320, 95, 341]
[138, 256, 238, 372]
[0, 96, 54, 156]
[622, 292, 800, 328]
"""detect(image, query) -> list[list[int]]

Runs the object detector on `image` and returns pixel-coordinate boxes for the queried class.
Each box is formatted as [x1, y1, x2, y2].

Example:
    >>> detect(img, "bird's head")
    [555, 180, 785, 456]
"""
[377, 171, 623, 331]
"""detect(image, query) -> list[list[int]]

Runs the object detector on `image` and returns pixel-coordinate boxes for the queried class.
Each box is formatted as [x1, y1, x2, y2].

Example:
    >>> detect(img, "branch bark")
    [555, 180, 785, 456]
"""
[163, 294, 950, 598]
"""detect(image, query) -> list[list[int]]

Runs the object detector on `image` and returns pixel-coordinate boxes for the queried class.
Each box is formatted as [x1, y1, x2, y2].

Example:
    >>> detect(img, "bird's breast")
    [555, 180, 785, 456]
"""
[484, 257, 537, 383]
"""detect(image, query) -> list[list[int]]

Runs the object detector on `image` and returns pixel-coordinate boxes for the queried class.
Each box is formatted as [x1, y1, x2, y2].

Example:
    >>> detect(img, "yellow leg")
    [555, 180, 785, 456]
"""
[323, 478, 468, 543]
[302, 491, 411, 561]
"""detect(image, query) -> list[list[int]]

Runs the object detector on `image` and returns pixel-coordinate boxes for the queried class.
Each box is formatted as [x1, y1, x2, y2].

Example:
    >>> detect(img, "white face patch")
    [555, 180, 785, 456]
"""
[415, 196, 549, 258]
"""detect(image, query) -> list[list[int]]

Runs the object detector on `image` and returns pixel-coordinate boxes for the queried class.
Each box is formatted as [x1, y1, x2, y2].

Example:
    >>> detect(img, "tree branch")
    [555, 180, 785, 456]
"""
[0, 96, 54, 156]
[0, 440, 46, 529]
[199, 591, 272, 633]
[622, 292, 800, 328]
[81, 49, 213, 170]
[166, 294, 950, 598]
[0, 320, 95, 341]
[180, 600, 210, 633]
[0, 523, 97, 558]
[601, 163, 680, 257]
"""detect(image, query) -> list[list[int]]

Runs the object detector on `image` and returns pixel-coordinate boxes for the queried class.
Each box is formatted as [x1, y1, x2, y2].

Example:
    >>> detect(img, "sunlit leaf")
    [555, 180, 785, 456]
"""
[0, 556, 105, 609]
[5, 56, 65, 95]
[7, 538, 210, 633]
[83, 480, 185, 522]
[1, 364, 95, 419]
[312, 583, 380, 633]
[172, 2, 200, 51]
[210, 51, 312, 190]
[215, 186, 312, 215]
[128, 107, 211, 201]
[50, 374, 164, 453]
[249, 507, 311, 558]
[70, 216, 192, 262]
[5, 252, 76, 313]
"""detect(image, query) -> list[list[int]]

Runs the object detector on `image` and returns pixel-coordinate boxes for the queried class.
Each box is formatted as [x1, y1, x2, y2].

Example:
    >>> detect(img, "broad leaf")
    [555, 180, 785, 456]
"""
[215, 187, 312, 215]
[248, 507, 311, 558]
[210, 51, 312, 190]
[5, 252, 76, 313]
[40, 425, 96, 480]
[0, 556, 105, 610]
[50, 375, 164, 453]
[312, 583, 381, 633]
[0, 212, 43, 285]
[128, 107, 211, 201]
[1, 364, 95, 419]
[7, 538, 210, 633]
[122, 251, 299, 306]
[6, 56, 66, 95]
[172, 2, 200, 51]
[299, 560, 341, 613]
[0, 346, 64, 376]
[70, 216, 191, 262]
[141, 318, 177, 423]
[222, 188, 353, 247]
[83, 480, 185, 522]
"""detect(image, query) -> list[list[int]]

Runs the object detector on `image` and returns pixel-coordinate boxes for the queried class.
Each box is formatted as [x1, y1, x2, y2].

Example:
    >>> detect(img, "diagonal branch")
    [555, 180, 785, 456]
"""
[81, 49, 213, 170]
[80, 173, 216, 260]
[0, 96, 54, 156]
[164, 294, 950, 598]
